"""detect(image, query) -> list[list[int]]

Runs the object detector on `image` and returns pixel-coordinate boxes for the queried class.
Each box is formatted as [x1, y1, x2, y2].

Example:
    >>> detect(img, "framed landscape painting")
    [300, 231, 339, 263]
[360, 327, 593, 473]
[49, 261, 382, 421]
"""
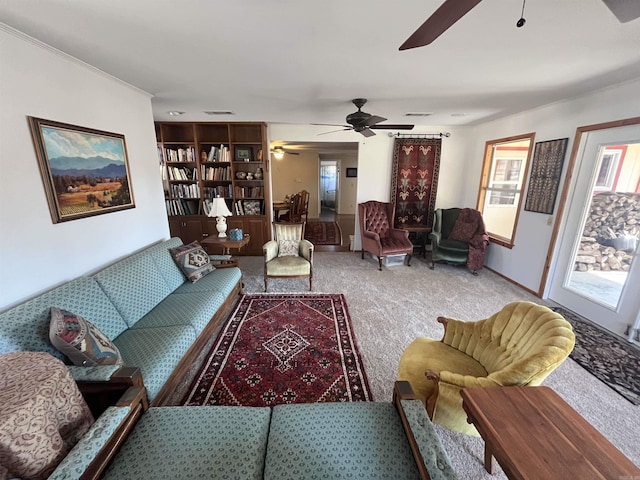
[29, 117, 135, 223]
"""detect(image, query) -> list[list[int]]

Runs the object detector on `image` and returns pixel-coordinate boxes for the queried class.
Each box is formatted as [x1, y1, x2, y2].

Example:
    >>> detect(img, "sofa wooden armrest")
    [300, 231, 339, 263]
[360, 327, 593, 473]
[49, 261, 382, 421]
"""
[76, 366, 147, 418]
[79, 386, 147, 480]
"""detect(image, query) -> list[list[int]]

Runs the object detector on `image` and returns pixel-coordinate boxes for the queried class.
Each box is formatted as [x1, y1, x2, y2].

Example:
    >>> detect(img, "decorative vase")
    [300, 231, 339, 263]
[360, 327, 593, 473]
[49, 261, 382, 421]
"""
[255, 167, 263, 180]
[229, 229, 243, 241]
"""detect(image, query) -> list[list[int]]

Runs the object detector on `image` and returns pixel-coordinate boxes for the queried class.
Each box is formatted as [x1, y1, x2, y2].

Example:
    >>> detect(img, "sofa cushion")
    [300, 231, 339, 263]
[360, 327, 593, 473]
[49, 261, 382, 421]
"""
[172, 267, 241, 298]
[266, 256, 311, 276]
[0, 277, 128, 360]
[94, 253, 172, 327]
[102, 406, 271, 480]
[265, 402, 421, 479]
[49, 307, 123, 366]
[113, 326, 196, 401]
[169, 241, 215, 283]
[131, 291, 225, 335]
[145, 237, 187, 292]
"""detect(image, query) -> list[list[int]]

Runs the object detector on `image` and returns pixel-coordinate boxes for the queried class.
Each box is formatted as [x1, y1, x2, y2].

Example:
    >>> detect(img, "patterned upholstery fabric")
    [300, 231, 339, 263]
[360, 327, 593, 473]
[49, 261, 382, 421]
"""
[172, 266, 241, 297]
[363, 200, 391, 238]
[48, 406, 130, 480]
[0, 277, 128, 359]
[264, 402, 421, 479]
[113, 326, 196, 401]
[145, 237, 186, 292]
[131, 291, 225, 335]
[94, 253, 172, 327]
[277, 239, 300, 257]
[49, 307, 123, 366]
[102, 406, 271, 480]
[0, 352, 93, 480]
[400, 399, 458, 480]
[169, 241, 215, 283]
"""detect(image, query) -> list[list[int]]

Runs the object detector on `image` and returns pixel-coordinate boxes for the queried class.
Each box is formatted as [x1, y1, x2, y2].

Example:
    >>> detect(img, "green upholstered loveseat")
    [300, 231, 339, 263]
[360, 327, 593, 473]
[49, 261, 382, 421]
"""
[0, 237, 242, 406]
[48, 381, 457, 480]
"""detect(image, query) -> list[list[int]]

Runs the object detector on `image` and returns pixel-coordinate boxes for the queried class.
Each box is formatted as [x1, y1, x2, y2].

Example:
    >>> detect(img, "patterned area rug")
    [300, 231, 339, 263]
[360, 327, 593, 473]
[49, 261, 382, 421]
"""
[553, 306, 640, 405]
[304, 221, 342, 246]
[182, 293, 372, 406]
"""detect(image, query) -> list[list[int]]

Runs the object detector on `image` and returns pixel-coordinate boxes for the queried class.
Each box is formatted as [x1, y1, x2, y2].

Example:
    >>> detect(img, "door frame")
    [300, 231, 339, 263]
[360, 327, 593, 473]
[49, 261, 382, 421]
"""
[540, 116, 640, 297]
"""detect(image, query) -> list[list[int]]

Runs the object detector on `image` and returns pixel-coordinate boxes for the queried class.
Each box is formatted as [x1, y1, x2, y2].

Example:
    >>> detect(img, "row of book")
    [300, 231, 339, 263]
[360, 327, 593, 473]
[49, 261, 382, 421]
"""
[165, 199, 199, 216]
[167, 166, 197, 181]
[201, 165, 231, 181]
[204, 144, 231, 163]
[166, 147, 196, 163]
[234, 200, 263, 215]
[170, 183, 200, 198]
[234, 186, 264, 198]
[203, 186, 231, 198]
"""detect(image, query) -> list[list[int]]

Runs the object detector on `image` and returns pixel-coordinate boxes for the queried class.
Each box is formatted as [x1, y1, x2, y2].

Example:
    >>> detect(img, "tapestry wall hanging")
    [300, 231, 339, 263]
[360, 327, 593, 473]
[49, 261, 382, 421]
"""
[524, 137, 568, 215]
[391, 138, 441, 228]
[29, 117, 135, 223]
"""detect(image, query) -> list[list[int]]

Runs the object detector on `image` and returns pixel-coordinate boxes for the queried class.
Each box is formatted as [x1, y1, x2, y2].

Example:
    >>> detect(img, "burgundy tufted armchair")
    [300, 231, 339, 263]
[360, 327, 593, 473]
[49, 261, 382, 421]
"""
[358, 201, 413, 270]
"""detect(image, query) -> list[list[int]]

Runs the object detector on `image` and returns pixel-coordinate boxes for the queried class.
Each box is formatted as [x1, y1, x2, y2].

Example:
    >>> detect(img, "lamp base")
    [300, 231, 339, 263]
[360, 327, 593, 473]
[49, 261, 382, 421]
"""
[216, 216, 228, 237]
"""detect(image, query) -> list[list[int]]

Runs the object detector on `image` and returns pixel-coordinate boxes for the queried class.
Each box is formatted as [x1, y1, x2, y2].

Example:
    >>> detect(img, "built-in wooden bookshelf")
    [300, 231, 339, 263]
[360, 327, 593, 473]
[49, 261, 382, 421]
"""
[155, 122, 269, 255]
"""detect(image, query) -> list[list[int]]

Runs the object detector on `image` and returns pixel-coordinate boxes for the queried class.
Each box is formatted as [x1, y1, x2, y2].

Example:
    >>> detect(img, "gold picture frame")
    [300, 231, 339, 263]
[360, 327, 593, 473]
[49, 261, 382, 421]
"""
[29, 117, 135, 223]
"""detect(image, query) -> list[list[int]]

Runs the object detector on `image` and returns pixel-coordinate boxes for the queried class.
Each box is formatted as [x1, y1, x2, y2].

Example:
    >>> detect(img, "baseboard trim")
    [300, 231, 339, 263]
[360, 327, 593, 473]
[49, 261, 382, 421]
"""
[483, 265, 541, 298]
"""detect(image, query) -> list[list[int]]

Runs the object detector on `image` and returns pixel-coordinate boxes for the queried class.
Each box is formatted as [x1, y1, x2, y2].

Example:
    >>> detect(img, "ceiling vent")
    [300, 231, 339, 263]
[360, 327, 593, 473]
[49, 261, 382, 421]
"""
[204, 110, 235, 115]
[405, 112, 433, 117]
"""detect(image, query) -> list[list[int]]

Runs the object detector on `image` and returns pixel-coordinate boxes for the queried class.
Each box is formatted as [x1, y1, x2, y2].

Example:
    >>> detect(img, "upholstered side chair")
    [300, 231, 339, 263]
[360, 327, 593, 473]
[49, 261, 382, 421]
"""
[358, 201, 413, 271]
[263, 222, 313, 291]
[430, 207, 489, 274]
[397, 301, 575, 436]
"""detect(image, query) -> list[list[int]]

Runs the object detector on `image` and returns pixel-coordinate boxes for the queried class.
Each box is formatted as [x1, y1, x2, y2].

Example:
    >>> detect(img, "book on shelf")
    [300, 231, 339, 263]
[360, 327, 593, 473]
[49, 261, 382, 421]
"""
[165, 147, 196, 163]
[206, 144, 230, 163]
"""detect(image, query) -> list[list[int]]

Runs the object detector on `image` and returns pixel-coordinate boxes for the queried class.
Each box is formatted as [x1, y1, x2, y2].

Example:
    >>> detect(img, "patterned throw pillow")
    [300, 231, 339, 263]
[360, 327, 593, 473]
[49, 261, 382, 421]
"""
[278, 239, 300, 257]
[169, 241, 214, 283]
[49, 307, 123, 366]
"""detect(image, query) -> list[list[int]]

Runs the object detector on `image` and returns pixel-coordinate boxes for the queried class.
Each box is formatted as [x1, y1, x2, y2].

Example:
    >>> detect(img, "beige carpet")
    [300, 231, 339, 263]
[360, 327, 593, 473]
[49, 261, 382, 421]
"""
[236, 252, 640, 479]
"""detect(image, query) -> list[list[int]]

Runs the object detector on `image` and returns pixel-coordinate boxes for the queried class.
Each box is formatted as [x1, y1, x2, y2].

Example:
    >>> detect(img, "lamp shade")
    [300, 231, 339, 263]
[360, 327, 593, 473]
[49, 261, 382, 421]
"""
[207, 196, 232, 217]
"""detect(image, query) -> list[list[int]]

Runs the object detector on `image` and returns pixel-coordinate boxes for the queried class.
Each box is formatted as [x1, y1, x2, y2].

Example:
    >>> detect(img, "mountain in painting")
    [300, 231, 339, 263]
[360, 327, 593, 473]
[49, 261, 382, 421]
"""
[49, 155, 123, 171]
[51, 163, 127, 178]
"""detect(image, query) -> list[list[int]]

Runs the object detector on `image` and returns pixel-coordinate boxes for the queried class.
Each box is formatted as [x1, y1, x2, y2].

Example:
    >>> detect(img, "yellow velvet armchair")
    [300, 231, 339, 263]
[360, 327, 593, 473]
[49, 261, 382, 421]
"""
[397, 301, 575, 436]
[263, 222, 313, 291]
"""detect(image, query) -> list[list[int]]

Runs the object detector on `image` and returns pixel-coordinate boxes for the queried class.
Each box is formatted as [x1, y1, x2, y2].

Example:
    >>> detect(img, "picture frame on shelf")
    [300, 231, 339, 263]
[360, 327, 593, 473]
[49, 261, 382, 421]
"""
[234, 145, 253, 162]
[28, 117, 135, 224]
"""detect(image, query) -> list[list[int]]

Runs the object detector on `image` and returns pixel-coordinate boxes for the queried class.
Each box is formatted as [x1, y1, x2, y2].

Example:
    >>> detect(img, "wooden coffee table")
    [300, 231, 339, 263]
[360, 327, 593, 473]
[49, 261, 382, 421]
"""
[461, 386, 640, 480]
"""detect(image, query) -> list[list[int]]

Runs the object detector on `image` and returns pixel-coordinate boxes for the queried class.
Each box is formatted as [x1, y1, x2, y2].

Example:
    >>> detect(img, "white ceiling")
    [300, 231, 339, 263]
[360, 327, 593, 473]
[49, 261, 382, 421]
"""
[2, 0, 640, 128]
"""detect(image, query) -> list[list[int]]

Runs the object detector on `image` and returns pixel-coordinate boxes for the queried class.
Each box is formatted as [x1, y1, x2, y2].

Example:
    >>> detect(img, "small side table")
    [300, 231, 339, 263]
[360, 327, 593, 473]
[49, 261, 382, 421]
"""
[201, 234, 250, 267]
[399, 226, 432, 258]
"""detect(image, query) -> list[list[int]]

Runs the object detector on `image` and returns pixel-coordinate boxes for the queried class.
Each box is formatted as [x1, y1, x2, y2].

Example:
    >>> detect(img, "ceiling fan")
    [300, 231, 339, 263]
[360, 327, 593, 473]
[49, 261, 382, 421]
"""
[313, 98, 414, 137]
[399, 0, 640, 50]
[270, 146, 300, 159]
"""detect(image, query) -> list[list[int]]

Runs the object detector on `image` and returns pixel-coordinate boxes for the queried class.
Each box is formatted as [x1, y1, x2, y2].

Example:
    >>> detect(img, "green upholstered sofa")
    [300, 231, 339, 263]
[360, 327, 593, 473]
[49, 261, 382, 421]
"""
[49, 381, 457, 480]
[0, 237, 242, 406]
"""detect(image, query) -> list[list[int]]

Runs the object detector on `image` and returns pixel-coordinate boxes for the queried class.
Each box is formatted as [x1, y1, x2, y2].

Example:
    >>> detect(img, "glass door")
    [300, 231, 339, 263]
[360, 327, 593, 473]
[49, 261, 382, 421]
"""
[548, 123, 640, 339]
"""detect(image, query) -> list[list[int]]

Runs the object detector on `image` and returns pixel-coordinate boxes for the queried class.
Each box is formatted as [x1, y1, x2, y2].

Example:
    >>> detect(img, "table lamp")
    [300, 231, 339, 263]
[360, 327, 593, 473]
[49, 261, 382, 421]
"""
[207, 196, 233, 237]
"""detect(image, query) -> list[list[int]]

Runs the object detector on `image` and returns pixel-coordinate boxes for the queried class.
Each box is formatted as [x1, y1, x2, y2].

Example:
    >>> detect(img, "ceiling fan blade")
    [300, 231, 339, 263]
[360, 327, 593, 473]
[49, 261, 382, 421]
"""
[360, 128, 376, 138]
[318, 128, 352, 136]
[601, 0, 640, 22]
[370, 124, 415, 130]
[399, 0, 483, 50]
[285, 150, 300, 155]
[364, 115, 387, 127]
[311, 123, 351, 128]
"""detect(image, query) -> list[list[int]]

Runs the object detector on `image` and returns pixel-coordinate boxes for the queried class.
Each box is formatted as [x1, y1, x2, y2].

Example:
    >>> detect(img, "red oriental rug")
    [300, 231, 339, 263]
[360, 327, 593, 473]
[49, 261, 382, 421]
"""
[182, 294, 372, 407]
[304, 221, 342, 246]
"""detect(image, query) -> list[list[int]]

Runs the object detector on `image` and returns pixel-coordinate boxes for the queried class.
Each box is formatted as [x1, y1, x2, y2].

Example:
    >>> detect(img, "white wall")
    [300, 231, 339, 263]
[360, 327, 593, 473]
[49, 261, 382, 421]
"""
[0, 27, 169, 310]
[466, 79, 640, 294]
[268, 124, 469, 247]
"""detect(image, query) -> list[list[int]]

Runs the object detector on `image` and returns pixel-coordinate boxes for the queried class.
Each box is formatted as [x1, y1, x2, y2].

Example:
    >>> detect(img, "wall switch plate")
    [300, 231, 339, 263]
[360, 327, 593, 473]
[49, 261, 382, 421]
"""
[547, 217, 553, 226]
